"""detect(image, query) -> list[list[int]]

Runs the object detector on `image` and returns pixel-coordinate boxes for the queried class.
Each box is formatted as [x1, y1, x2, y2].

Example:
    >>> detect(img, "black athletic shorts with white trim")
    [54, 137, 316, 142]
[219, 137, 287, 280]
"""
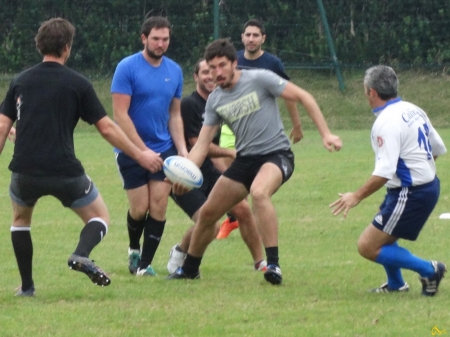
[9, 172, 99, 208]
[223, 149, 295, 191]
[371, 176, 440, 241]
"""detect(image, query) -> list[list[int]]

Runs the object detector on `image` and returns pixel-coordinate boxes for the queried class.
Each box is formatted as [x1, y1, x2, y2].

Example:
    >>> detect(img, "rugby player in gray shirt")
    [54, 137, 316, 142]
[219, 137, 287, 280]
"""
[167, 38, 342, 285]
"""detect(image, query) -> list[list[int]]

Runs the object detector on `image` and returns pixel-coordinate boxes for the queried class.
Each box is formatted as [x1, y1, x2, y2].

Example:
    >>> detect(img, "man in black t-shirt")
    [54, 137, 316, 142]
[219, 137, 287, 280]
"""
[167, 59, 266, 273]
[0, 18, 161, 296]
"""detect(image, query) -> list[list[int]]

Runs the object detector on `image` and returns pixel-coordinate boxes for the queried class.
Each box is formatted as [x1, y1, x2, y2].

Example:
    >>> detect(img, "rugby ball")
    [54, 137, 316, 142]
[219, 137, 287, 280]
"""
[163, 156, 203, 189]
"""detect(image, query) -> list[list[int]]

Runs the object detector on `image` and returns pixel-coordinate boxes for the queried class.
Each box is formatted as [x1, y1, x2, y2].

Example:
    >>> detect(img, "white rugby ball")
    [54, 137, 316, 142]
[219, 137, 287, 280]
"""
[163, 156, 203, 189]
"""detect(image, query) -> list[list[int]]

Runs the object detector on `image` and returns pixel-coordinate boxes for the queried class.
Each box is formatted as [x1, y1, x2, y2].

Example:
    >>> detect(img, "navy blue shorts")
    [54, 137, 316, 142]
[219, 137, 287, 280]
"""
[9, 173, 99, 208]
[223, 149, 295, 191]
[170, 159, 221, 218]
[116, 146, 177, 190]
[372, 177, 440, 241]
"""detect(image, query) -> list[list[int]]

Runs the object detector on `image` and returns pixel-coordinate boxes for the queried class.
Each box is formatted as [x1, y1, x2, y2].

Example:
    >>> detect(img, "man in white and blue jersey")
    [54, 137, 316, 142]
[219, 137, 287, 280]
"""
[330, 65, 447, 296]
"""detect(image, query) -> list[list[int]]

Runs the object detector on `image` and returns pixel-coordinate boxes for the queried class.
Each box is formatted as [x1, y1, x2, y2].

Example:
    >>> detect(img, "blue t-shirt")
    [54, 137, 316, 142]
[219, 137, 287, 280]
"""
[111, 52, 183, 153]
[236, 50, 289, 80]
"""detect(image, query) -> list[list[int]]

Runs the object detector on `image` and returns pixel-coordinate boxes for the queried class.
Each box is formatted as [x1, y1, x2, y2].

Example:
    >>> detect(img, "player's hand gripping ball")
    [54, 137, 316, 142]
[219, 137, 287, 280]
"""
[163, 156, 203, 190]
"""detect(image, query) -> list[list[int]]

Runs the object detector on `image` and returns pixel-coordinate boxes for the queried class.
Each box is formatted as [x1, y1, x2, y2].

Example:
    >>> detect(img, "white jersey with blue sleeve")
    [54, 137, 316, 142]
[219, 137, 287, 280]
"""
[371, 98, 446, 188]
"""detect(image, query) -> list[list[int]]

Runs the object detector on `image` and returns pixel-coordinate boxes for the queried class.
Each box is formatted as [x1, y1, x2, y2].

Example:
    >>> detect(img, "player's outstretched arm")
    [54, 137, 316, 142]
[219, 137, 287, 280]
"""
[280, 82, 342, 152]
[94, 116, 163, 173]
[329, 175, 388, 218]
[188, 124, 219, 167]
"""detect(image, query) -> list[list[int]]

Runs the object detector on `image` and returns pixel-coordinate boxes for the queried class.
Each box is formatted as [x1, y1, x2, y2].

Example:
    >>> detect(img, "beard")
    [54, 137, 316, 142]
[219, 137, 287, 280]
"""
[145, 46, 164, 60]
[218, 72, 235, 89]
[246, 45, 261, 54]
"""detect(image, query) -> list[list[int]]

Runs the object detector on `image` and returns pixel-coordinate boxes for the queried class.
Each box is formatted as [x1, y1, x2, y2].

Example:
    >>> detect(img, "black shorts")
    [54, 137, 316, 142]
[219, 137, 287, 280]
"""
[170, 159, 221, 218]
[9, 172, 99, 208]
[223, 149, 295, 191]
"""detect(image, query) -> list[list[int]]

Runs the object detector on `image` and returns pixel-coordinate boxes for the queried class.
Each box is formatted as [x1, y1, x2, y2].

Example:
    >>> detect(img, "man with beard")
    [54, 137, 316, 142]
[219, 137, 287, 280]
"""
[217, 19, 304, 239]
[111, 16, 187, 276]
[167, 59, 266, 274]
[167, 39, 342, 285]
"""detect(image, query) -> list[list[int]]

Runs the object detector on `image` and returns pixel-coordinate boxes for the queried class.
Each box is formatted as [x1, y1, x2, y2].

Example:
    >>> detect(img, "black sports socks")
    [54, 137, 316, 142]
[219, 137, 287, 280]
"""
[73, 219, 107, 257]
[139, 216, 166, 269]
[265, 246, 279, 266]
[127, 211, 145, 250]
[11, 228, 34, 291]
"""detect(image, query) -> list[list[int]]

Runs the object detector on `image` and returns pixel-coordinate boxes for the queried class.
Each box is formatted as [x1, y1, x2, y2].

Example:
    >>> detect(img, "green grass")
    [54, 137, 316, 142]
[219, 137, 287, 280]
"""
[1, 70, 450, 335]
[2, 69, 450, 131]
[1, 129, 450, 336]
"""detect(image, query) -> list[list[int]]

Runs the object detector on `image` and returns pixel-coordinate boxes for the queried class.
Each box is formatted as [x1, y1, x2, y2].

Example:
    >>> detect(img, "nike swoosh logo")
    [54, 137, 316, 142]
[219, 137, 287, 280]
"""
[85, 177, 92, 194]
[165, 78, 171, 82]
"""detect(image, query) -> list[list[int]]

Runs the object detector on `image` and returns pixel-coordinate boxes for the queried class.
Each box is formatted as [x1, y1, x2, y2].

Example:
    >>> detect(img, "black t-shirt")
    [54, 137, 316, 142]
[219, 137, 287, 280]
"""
[181, 91, 221, 171]
[181, 91, 220, 149]
[1, 62, 107, 176]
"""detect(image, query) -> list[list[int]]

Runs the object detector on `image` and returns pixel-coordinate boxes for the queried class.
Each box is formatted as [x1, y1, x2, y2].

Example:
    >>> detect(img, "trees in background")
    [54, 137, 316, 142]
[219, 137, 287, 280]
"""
[1, 0, 449, 73]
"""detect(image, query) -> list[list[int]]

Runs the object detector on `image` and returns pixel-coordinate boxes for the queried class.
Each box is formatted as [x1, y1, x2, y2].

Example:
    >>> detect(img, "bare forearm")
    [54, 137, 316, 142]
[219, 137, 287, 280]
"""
[114, 113, 147, 151]
[354, 175, 389, 202]
[300, 94, 331, 137]
[0, 116, 13, 154]
[285, 100, 301, 127]
[169, 114, 187, 154]
[99, 119, 144, 160]
[207, 143, 235, 158]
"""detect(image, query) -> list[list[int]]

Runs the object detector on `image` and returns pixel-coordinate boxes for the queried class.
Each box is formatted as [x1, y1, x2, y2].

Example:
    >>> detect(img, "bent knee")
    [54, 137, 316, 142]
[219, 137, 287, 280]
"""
[250, 189, 271, 204]
[357, 239, 377, 261]
[198, 205, 222, 224]
[229, 201, 251, 219]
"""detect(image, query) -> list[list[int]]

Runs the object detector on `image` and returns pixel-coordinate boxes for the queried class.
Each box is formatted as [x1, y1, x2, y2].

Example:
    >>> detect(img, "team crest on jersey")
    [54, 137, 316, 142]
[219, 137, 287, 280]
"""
[374, 214, 383, 225]
[377, 136, 384, 147]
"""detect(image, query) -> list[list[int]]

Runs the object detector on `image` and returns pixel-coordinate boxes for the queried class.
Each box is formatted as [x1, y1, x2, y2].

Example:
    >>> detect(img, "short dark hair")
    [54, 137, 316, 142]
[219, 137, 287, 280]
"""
[35, 18, 75, 57]
[204, 38, 236, 63]
[243, 19, 265, 35]
[194, 58, 206, 75]
[141, 16, 171, 37]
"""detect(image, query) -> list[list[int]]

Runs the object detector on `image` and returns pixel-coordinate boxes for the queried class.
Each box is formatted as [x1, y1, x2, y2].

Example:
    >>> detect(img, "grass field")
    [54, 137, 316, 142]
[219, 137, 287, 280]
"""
[2, 68, 450, 131]
[1, 129, 450, 336]
[1, 71, 450, 336]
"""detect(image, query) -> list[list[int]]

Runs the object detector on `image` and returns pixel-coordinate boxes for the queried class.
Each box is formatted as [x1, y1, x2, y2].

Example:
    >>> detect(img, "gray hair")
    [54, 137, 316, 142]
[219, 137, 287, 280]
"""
[364, 65, 398, 100]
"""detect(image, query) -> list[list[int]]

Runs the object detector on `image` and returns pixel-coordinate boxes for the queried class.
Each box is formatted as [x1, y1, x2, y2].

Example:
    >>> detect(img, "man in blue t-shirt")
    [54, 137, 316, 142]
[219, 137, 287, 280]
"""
[111, 16, 188, 277]
[217, 19, 304, 239]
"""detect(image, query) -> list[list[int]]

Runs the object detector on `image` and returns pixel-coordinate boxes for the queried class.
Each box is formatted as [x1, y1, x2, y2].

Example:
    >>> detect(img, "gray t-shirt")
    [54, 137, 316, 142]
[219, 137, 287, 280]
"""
[204, 69, 290, 156]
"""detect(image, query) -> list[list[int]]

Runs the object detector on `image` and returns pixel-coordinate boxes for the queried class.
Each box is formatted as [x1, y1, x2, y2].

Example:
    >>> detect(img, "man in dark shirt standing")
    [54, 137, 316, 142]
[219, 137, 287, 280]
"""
[0, 18, 161, 296]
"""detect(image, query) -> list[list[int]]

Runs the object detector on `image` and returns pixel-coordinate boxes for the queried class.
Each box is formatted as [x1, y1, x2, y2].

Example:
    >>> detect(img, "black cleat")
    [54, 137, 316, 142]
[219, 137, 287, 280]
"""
[166, 267, 200, 280]
[419, 260, 446, 296]
[15, 285, 35, 297]
[370, 282, 409, 293]
[264, 264, 282, 285]
[68, 254, 111, 286]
